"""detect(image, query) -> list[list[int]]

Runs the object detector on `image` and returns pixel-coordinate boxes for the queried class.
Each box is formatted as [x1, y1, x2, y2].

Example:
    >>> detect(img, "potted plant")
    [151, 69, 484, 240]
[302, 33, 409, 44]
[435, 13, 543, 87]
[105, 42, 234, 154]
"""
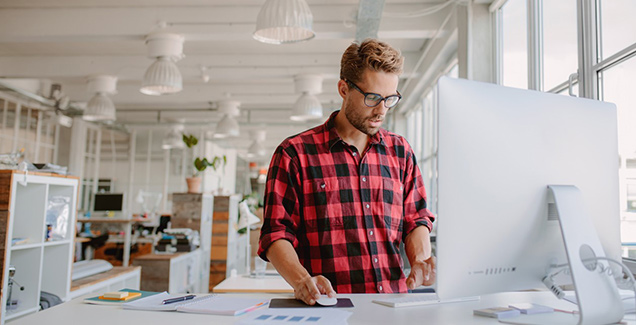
[183, 133, 226, 193]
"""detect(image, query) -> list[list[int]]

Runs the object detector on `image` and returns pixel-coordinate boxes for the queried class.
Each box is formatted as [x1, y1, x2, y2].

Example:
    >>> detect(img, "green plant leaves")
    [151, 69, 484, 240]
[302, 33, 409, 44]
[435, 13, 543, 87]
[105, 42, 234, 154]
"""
[193, 156, 226, 173]
[182, 134, 198, 148]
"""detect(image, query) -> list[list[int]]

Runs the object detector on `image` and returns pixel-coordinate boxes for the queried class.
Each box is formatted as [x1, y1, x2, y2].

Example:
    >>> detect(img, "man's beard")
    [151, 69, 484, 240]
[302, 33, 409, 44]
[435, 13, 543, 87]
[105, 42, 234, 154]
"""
[344, 104, 384, 136]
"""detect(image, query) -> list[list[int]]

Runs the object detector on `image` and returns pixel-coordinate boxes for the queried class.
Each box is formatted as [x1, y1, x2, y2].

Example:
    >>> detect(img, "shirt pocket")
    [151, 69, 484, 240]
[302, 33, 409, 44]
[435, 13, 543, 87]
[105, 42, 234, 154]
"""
[302, 179, 344, 231]
[382, 178, 404, 243]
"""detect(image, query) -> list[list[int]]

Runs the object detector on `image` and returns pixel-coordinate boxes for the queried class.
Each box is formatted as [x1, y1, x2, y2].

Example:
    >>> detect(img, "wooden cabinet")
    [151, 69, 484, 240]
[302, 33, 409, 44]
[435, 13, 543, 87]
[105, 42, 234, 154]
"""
[0, 171, 78, 324]
[170, 193, 213, 293]
[170, 193, 244, 291]
[210, 195, 247, 289]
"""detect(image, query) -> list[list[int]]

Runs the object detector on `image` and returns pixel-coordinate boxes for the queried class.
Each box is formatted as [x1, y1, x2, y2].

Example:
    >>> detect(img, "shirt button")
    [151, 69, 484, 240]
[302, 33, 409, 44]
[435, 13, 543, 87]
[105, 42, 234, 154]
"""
[366, 204, 370, 209]
[320, 183, 326, 189]
[352, 152, 357, 156]
[379, 286, 383, 291]
[374, 258, 378, 263]
[369, 230, 373, 236]
[362, 177, 366, 182]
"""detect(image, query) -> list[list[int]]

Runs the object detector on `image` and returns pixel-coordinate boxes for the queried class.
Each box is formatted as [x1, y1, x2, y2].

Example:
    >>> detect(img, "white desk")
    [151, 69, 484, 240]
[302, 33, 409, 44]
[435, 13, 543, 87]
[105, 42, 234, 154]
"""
[213, 275, 293, 293]
[9, 291, 636, 325]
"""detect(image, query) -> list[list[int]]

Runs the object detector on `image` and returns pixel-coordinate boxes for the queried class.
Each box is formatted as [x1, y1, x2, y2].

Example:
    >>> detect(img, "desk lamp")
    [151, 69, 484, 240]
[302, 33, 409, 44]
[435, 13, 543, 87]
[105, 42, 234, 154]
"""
[238, 200, 261, 275]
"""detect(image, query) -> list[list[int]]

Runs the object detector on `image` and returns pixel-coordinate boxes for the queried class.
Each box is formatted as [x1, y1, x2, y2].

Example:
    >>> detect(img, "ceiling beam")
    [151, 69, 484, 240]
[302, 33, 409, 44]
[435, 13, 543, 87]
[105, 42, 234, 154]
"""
[356, 0, 386, 42]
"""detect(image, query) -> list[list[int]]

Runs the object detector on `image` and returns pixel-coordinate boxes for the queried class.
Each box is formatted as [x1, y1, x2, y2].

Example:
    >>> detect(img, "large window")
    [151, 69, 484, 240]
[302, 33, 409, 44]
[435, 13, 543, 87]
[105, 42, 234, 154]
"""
[543, 0, 578, 91]
[501, 0, 528, 89]
[0, 97, 59, 164]
[598, 0, 636, 60]
[421, 89, 438, 215]
[494, 0, 636, 256]
[403, 63, 456, 217]
[595, 0, 636, 255]
[599, 55, 636, 252]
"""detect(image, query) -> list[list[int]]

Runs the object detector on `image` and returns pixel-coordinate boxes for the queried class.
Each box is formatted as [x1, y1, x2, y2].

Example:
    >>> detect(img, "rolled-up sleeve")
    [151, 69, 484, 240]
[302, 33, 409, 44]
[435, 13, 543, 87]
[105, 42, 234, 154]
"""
[258, 145, 301, 261]
[401, 146, 435, 241]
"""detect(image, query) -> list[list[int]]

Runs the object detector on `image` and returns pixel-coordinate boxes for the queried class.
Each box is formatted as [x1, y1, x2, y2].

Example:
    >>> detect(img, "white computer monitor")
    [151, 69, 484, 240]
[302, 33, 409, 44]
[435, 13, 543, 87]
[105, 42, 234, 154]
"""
[434, 77, 623, 323]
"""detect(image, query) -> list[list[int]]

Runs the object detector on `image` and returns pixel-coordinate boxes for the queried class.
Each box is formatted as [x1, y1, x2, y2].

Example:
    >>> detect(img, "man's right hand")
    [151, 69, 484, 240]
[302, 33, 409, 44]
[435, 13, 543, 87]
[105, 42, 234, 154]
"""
[293, 275, 336, 305]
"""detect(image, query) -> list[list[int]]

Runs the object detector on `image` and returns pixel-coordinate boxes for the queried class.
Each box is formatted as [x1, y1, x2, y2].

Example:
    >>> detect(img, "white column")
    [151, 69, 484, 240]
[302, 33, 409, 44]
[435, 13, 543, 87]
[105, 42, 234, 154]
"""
[162, 149, 170, 214]
[110, 131, 116, 190]
[457, 2, 496, 83]
[12, 103, 20, 152]
[527, 0, 543, 91]
[53, 124, 60, 164]
[127, 130, 137, 217]
[91, 128, 102, 205]
[34, 110, 43, 162]
[145, 129, 152, 191]
[123, 129, 137, 267]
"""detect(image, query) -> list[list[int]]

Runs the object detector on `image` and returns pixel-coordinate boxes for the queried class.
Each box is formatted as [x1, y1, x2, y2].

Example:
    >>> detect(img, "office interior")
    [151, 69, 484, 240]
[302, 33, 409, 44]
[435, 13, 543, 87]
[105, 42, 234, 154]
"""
[1, 0, 636, 324]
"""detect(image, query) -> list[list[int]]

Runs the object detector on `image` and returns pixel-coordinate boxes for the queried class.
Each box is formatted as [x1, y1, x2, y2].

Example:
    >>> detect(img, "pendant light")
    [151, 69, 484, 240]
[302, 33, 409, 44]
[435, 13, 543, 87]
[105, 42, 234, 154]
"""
[247, 129, 267, 158]
[291, 74, 323, 121]
[83, 75, 117, 122]
[253, 0, 316, 44]
[162, 125, 185, 150]
[140, 32, 184, 95]
[214, 100, 241, 138]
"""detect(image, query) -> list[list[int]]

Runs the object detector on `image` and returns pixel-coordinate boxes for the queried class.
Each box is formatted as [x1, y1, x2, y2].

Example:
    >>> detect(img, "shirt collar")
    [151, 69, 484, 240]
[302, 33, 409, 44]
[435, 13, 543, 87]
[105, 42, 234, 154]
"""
[323, 110, 386, 152]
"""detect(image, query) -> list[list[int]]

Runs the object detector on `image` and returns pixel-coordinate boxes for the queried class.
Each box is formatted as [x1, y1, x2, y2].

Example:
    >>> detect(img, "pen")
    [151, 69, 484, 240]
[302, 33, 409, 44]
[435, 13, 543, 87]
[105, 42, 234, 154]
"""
[162, 294, 196, 305]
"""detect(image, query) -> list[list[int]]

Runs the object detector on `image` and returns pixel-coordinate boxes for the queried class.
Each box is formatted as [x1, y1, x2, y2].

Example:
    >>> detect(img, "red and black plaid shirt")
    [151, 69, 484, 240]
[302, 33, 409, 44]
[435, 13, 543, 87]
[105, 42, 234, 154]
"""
[258, 110, 435, 293]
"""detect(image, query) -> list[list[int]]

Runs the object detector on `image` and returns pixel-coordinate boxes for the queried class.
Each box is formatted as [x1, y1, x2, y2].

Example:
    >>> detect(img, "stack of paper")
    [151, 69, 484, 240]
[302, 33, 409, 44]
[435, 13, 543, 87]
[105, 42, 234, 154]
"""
[238, 308, 352, 325]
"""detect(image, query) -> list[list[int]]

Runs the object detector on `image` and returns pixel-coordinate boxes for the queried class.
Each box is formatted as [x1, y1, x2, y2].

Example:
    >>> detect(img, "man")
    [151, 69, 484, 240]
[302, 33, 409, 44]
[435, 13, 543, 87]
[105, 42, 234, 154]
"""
[258, 39, 436, 305]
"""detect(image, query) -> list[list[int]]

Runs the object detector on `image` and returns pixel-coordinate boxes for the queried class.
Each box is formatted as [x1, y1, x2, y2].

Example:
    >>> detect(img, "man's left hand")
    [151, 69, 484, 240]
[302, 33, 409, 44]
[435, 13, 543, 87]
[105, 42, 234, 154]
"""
[406, 256, 436, 290]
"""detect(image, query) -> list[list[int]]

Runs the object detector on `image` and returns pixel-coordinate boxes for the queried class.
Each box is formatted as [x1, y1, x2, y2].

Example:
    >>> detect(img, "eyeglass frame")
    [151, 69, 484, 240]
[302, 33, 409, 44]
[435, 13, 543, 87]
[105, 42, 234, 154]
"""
[344, 79, 402, 109]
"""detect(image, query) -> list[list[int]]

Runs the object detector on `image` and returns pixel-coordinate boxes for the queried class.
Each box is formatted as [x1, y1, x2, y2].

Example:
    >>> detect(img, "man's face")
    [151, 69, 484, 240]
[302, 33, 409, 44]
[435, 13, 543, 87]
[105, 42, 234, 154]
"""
[342, 70, 400, 136]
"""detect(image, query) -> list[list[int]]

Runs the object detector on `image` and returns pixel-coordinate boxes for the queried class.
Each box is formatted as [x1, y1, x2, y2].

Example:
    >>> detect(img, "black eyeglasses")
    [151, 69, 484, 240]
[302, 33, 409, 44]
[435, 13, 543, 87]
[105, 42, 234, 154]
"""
[345, 80, 402, 109]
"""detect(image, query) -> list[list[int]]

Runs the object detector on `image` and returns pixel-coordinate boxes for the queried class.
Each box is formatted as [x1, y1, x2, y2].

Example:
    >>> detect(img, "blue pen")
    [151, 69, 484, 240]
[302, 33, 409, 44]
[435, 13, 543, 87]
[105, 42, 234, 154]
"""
[162, 294, 196, 305]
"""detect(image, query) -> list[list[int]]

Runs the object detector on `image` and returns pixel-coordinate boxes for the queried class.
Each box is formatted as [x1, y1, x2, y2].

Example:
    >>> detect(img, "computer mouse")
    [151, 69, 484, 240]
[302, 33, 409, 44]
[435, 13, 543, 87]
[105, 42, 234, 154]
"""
[315, 295, 338, 306]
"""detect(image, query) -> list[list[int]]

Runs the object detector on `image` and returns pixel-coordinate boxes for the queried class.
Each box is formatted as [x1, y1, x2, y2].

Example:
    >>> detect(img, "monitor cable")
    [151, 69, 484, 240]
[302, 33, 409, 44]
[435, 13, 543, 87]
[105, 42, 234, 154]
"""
[543, 256, 636, 314]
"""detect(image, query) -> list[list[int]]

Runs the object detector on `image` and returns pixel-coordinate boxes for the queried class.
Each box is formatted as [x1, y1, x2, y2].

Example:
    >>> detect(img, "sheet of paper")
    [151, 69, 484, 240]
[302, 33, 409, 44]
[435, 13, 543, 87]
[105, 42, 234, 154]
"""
[238, 308, 352, 325]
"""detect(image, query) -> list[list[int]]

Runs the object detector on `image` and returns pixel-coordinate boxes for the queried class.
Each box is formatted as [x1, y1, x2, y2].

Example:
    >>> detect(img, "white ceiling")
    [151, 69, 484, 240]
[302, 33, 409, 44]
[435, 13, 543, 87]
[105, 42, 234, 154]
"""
[0, 0, 459, 157]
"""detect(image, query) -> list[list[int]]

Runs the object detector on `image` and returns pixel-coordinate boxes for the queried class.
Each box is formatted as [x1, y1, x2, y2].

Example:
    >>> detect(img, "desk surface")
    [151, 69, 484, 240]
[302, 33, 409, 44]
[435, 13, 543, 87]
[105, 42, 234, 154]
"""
[10, 291, 636, 325]
[212, 275, 294, 293]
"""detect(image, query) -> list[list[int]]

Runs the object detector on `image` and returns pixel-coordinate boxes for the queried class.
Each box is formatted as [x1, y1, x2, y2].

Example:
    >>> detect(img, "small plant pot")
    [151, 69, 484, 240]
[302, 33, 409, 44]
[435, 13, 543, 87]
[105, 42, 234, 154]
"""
[186, 177, 202, 193]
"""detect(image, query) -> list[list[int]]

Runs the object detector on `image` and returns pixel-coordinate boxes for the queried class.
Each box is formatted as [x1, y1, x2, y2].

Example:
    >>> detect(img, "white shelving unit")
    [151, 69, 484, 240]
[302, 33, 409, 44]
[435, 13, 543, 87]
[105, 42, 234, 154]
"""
[69, 266, 141, 300]
[0, 171, 78, 324]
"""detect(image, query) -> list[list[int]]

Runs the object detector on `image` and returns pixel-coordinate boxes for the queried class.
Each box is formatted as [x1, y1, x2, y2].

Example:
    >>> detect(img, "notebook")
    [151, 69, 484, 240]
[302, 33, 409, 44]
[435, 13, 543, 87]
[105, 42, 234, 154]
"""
[84, 289, 160, 306]
[122, 292, 268, 316]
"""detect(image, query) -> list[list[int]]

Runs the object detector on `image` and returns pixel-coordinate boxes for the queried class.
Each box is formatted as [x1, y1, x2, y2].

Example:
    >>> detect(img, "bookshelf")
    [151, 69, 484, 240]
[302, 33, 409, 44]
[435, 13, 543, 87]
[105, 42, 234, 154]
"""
[0, 171, 79, 324]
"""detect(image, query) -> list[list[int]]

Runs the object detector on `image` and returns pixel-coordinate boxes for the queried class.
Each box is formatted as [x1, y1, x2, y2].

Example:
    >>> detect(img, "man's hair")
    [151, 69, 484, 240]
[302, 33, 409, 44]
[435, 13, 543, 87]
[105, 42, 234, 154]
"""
[339, 39, 404, 84]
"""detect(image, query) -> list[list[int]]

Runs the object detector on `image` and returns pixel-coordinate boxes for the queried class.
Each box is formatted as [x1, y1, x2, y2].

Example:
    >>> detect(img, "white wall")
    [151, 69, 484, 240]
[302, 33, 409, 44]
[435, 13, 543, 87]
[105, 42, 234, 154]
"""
[203, 141, 237, 195]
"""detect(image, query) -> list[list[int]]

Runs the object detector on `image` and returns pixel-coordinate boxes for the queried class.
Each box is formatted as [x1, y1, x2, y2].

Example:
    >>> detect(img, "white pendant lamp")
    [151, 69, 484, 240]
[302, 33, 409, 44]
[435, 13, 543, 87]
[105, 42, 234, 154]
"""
[291, 93, 323, 122]
[84, 75, 117, 122]
[214, 100, 241, 138]
[247, 129, 267, 158]
[291, 74, 323, 121]
[162, 125, 185, 150]
[253, 0, 315, 44]
[140, 32, 184, 96]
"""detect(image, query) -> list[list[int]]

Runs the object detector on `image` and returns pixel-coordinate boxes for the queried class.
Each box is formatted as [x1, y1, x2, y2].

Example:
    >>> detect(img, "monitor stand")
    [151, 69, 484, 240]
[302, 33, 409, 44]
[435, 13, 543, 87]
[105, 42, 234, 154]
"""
[547, 185, 623, 324]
